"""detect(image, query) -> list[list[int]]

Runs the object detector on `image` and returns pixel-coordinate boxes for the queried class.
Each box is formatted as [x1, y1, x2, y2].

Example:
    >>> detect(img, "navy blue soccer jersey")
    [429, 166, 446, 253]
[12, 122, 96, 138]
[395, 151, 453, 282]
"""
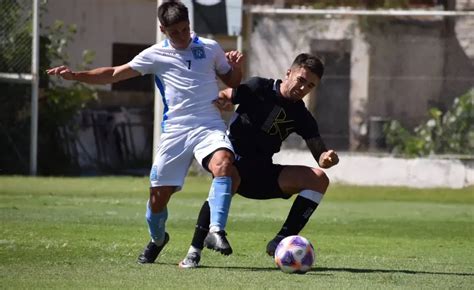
[229, 77, 324, 159]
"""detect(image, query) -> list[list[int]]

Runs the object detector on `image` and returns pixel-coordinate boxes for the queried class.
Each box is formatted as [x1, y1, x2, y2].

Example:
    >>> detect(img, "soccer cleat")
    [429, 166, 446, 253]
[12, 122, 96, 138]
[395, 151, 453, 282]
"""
[178, 252, 201, 269]
[137, 232, 170, 264]
[266, 235, 285, 257]
[203, 230, 233, 255]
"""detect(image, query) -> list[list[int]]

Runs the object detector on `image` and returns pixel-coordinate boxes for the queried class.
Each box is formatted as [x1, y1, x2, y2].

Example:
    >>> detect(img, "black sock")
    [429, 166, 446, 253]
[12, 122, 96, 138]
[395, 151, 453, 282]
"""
[191, 200, 210, 250]
[277, 195, 318, 237]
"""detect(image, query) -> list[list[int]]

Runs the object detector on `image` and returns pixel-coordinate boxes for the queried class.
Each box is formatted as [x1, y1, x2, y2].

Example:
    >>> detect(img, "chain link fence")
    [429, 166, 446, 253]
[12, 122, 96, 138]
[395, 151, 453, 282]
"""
[0, 0, 33, 78]
[0, 0, 34, 174]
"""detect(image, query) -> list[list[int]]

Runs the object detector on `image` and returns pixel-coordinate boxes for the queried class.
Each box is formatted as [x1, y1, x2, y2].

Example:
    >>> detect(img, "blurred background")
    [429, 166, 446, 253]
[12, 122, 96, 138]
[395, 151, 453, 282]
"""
[0, 0, 472, 181]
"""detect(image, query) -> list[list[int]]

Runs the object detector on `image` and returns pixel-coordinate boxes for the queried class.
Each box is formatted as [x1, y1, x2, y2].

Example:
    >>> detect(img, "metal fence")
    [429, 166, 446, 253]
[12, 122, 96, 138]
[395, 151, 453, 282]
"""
[0, 0, 39, 175]
[0, 0, 34, 80]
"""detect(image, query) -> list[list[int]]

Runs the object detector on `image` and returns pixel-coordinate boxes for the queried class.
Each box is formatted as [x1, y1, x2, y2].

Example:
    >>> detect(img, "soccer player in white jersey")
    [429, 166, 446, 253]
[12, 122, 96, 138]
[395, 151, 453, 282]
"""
[47, 0, 244, 264]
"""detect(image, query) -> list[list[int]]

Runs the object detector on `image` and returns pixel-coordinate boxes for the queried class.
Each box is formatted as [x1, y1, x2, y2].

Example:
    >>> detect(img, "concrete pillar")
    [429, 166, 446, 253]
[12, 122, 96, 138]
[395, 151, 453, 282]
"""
[349, 26, 370, 150]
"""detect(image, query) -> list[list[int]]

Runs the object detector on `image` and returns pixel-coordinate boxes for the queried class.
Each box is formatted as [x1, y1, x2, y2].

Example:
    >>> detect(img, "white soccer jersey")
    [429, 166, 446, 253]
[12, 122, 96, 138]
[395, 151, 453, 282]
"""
[129, 32, 231, 132]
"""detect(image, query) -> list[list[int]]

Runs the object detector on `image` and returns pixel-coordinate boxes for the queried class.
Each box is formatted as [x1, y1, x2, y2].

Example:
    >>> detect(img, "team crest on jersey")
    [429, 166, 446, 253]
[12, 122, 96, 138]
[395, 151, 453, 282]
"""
[191, 47, 206, 59]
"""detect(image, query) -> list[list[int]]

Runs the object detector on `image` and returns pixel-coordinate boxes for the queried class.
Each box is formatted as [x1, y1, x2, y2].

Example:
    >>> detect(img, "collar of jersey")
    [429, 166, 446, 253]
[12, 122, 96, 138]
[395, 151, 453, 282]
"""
[274, 79, 299, 105]
[162, 32, 202, 49]
[273, 79, 284, 99]
[191, 32, 201, 44]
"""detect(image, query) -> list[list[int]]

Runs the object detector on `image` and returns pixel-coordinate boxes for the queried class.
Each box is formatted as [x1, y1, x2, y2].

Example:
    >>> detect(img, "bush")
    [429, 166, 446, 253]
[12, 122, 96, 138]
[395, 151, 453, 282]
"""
[384, 89, 474, 157]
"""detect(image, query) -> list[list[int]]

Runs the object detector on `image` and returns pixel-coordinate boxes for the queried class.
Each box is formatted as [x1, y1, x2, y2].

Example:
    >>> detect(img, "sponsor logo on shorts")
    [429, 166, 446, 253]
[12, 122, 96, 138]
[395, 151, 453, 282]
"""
[150, 165, 158, 181]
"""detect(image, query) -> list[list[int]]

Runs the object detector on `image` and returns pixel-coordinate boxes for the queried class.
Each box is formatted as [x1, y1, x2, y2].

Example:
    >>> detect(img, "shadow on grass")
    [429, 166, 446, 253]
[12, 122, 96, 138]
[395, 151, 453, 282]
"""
[159, 262, 473, 277]
[313, 267, 474, 277]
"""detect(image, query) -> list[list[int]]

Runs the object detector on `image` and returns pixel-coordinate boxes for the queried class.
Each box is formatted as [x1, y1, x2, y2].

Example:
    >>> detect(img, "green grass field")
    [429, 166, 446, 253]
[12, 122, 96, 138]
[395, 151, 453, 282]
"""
[1, 176, 473, 289]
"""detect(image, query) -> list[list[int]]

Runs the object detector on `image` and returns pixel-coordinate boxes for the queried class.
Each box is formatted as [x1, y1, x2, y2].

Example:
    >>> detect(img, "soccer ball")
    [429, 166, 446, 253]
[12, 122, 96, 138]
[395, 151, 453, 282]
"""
[274, 235, 315, 274]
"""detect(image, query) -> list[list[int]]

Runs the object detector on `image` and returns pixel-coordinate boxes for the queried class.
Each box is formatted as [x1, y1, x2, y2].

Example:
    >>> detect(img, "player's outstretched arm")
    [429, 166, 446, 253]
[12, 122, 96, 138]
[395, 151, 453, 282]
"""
[46, 64, 141, 85]
[218, 51, 244, 88]
[305, 137, 339, 169]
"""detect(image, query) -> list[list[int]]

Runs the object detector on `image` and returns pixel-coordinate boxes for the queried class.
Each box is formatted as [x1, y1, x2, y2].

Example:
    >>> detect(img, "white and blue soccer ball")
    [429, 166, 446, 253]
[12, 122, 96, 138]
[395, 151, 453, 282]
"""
[274, 235, 315, 274]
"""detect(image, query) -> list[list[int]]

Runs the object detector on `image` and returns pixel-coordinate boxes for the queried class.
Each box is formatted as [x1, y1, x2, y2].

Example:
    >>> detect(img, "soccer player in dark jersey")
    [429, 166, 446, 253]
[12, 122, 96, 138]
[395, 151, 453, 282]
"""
[179, 53, 339, 268]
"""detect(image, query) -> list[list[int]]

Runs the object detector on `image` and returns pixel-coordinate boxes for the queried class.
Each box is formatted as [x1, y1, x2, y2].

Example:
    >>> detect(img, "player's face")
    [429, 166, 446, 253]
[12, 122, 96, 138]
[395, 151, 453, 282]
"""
[281, 66, 320, 102]
[161, 21, 191, 50]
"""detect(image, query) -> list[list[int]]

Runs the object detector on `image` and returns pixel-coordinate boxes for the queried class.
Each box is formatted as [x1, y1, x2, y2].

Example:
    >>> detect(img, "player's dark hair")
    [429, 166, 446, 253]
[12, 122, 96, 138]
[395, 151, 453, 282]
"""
[291, 53, 324, 79]
[158, 1, 189, 27]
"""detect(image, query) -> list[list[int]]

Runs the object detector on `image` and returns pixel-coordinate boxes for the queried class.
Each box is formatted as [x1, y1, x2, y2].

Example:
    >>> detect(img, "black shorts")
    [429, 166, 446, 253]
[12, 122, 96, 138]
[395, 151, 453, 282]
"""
[234, 157, 292, 200]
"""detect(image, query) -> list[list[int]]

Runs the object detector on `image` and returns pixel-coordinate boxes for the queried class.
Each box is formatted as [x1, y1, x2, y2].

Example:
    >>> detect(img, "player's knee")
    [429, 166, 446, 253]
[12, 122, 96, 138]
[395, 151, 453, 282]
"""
[211, 159, 233, 176]
[209, 150, 235, 177]
[149, 187, 173, 213]
[312, 168, 329, 192]
[149, 197, 162, 213]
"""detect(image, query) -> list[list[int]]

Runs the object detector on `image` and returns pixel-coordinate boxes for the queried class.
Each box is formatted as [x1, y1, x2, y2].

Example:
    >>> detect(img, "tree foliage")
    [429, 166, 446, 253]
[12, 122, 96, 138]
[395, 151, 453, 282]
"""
[0, 1, 96, 174]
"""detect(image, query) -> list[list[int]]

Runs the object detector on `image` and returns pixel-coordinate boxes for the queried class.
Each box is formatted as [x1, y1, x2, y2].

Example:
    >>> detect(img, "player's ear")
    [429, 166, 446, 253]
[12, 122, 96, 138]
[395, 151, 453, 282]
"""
[159, 25, 166, 34]
[285, 69, 291, 79]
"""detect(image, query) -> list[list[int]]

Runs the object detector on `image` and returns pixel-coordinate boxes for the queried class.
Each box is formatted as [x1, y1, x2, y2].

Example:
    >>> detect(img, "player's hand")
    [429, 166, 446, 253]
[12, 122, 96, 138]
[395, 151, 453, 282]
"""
[46, 65, 75, 81]
[213, 98, 234, 111]
[213, 88, 234, 111]
[319, 150, 339, 168]
[225, 51, 244, 70]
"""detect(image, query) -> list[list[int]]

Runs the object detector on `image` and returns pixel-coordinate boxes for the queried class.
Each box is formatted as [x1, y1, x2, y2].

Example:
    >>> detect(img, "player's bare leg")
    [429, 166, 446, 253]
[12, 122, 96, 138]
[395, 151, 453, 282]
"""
[201, 149, 236, 255]
[266, 166, 329, 256]
[138, 186, 176, 264]
[180, 151, 240, 268]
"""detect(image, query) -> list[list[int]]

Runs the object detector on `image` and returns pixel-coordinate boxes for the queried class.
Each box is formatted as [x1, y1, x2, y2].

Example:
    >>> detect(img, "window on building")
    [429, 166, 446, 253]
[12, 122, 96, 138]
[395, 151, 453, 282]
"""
[112, 43, 153, 92]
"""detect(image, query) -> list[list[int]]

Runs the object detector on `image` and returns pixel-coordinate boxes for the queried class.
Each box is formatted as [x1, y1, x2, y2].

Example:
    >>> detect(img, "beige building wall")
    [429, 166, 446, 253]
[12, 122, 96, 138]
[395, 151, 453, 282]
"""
[42, 0, 158, 89]
[42, 0, 239, 88]
[41, 2, 473, 152]
[246, 12, 473, 150]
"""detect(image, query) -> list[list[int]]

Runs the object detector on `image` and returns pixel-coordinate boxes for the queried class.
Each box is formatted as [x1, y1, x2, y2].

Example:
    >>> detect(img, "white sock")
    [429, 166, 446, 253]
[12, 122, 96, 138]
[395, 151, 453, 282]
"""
[299, 189, 324, 204]
[209, 225, 221, 233]
[188, 246, 201, 255]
